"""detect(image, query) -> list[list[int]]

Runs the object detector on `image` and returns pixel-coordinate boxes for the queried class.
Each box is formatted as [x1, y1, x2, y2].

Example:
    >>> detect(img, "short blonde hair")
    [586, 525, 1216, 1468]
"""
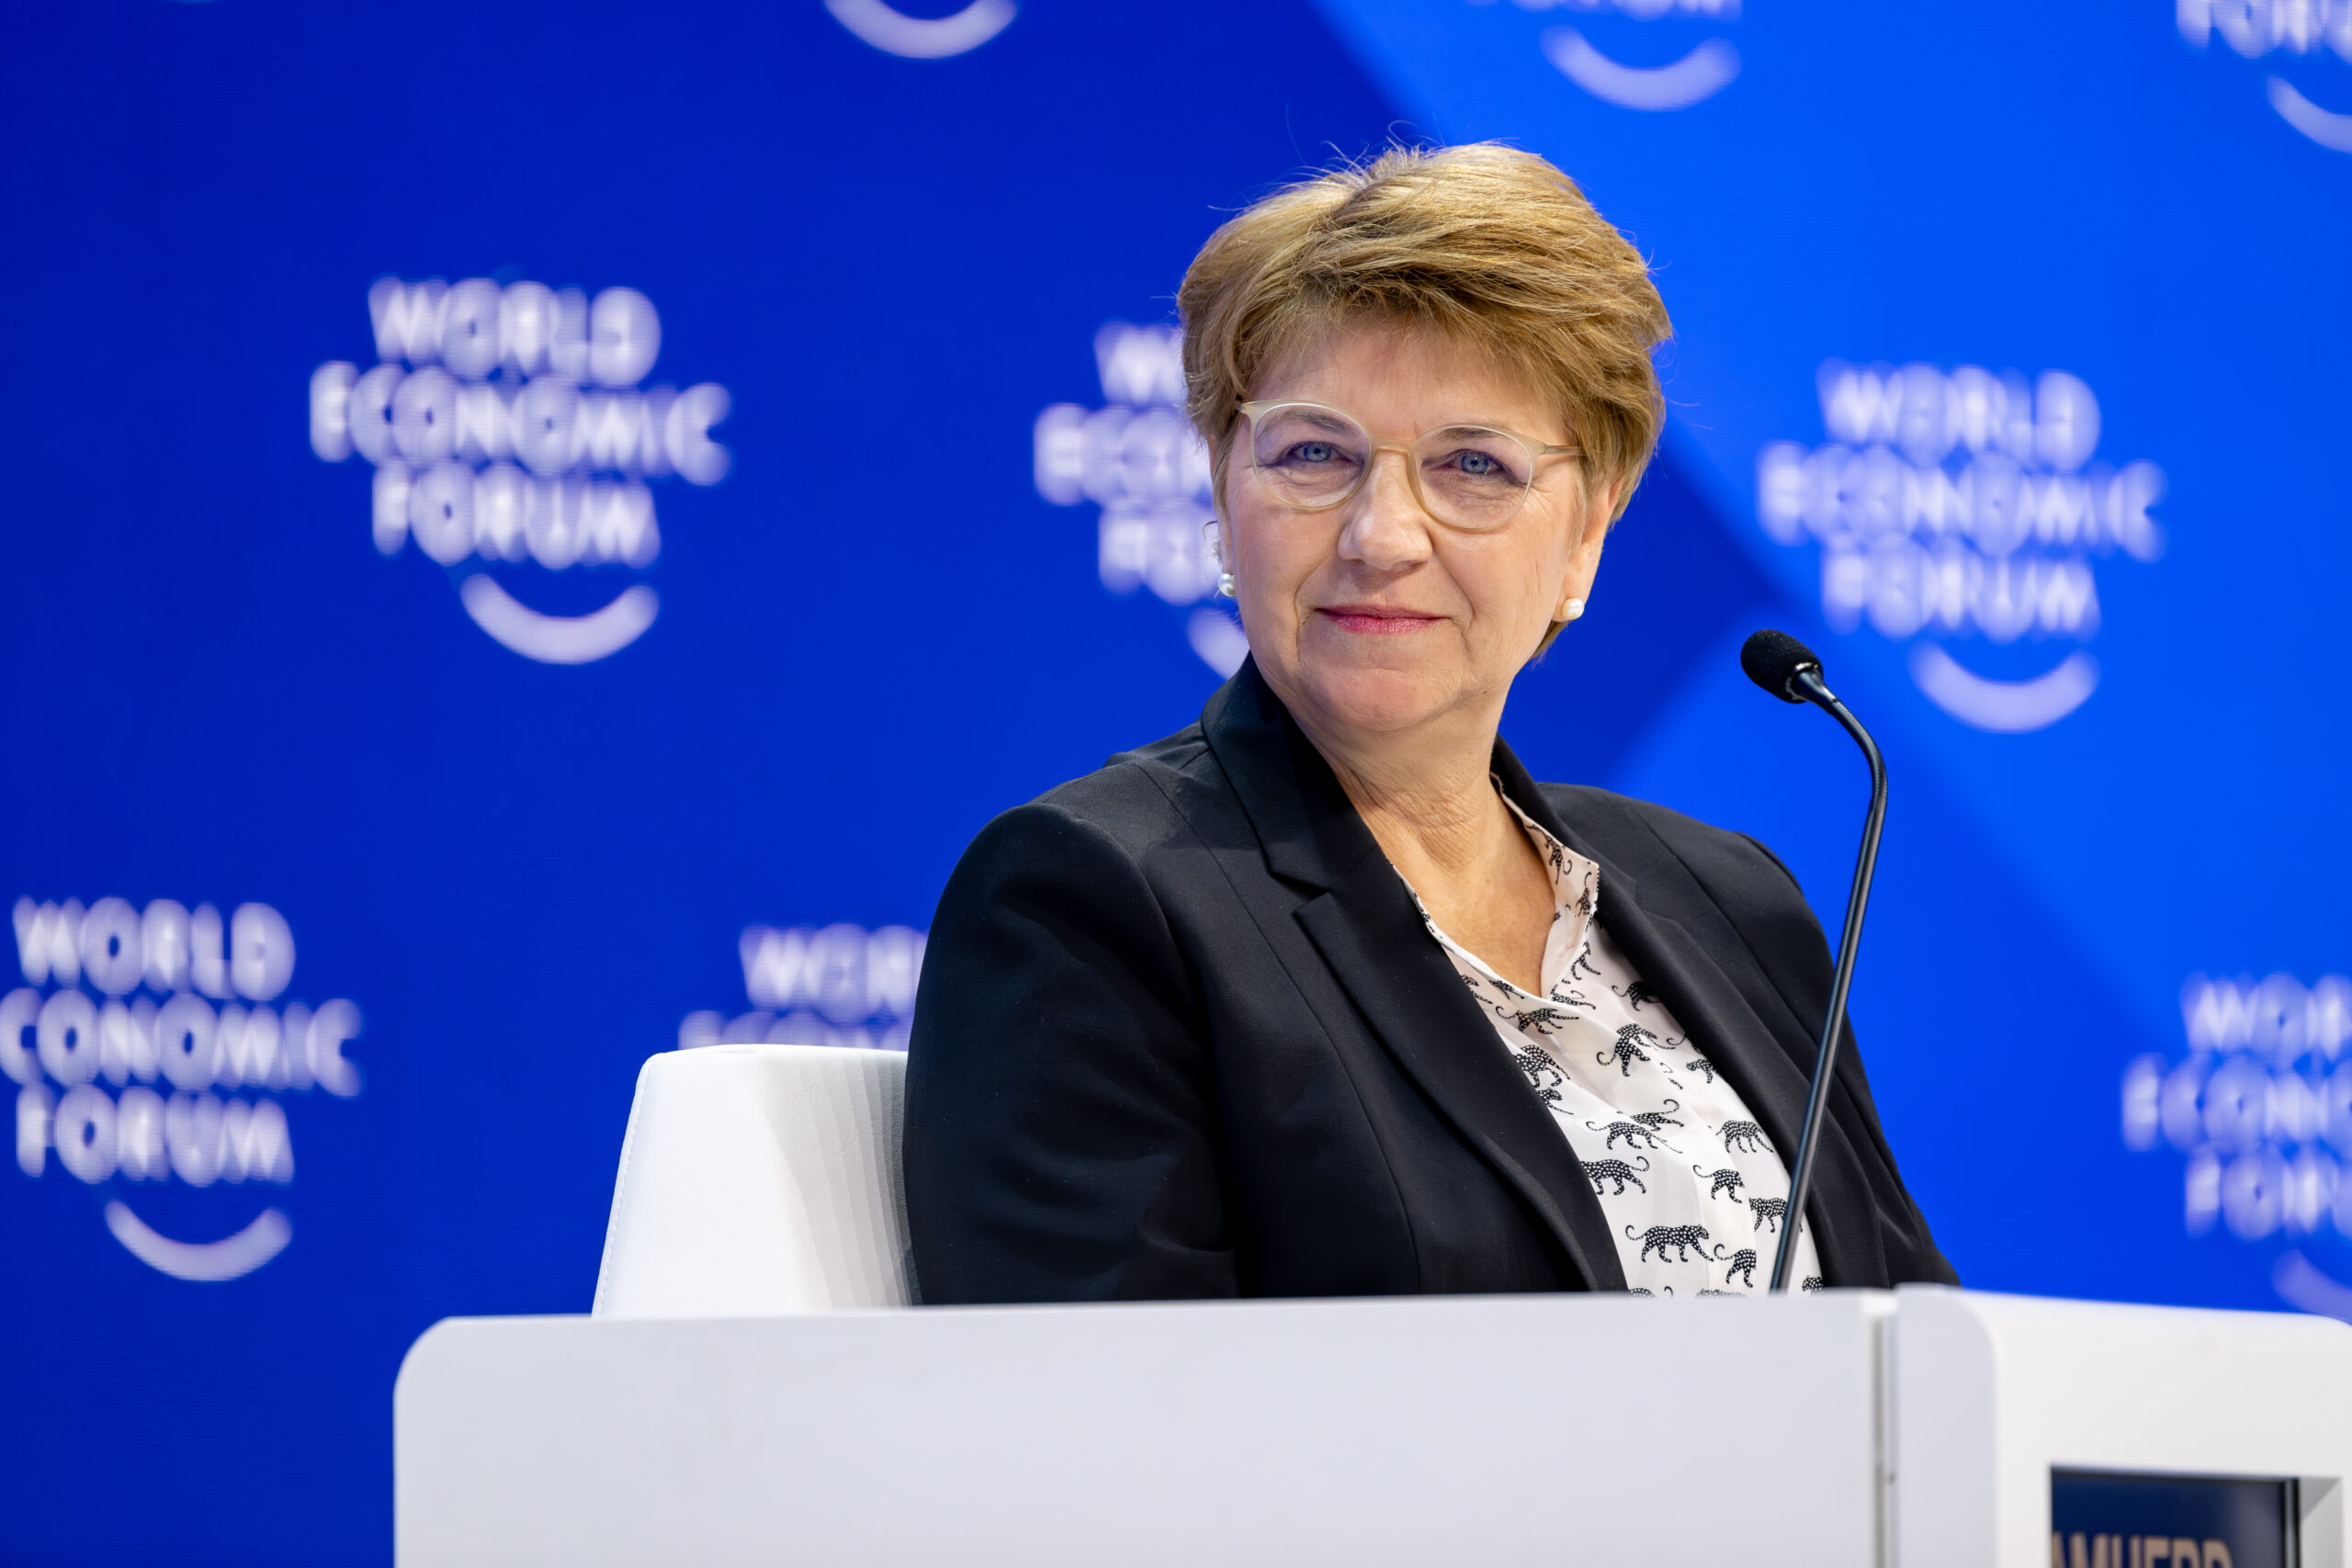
[1178, 141, 1671, 539]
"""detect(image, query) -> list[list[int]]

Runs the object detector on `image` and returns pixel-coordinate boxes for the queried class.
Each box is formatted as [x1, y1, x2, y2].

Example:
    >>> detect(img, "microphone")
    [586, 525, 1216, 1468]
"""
[1738, 629, 1888, 1293]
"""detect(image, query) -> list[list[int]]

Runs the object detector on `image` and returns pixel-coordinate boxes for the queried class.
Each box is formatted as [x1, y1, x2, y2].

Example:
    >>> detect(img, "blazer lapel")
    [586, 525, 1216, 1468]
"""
[1204, 662, 1627, 1292]
[1491, 747, 1888, 1288]
[1294, 862, 1629, 1292]
[1197, 659, 1378, 889]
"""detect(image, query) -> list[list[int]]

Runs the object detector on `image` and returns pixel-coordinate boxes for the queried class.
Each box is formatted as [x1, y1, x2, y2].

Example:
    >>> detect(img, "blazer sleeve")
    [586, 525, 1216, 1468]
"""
[903, 795, 1235, 1303]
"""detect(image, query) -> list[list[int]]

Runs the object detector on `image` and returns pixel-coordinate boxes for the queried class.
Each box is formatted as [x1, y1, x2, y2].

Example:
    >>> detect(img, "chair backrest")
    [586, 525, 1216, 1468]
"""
[592, 1044, 913, 1316]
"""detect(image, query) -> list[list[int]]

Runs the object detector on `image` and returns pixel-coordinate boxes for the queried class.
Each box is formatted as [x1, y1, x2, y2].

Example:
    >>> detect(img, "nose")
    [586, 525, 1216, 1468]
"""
[1335, 448, 1432, 573]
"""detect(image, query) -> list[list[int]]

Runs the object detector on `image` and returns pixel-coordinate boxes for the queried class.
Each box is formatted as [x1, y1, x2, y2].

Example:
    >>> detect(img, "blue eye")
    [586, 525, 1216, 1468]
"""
[1288, 441, 1341, 464]
[1438, 446, 1523, 486]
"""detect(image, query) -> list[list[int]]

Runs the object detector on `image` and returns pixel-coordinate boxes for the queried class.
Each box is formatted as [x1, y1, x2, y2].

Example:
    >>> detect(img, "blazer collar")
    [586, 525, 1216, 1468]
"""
[1202, 661, 1625, 1290]
[1199, 659, 1374, 890]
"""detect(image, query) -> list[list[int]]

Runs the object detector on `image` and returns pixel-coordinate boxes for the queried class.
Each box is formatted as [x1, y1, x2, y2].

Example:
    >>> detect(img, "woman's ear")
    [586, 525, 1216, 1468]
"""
[1561, 473, 1621, 590]
[1584, 472, 1625, 547]
[1570, 476, 1616, 566]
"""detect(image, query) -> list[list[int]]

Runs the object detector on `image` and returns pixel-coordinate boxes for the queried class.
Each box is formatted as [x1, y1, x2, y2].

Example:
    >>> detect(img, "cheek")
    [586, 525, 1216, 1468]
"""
[1449, 541, 1558, 627]
[1231, 512, 1321, 596]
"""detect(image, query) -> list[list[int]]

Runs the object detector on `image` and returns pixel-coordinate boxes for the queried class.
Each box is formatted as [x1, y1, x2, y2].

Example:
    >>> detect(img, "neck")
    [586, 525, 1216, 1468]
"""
[1288, 699, 1513, 882]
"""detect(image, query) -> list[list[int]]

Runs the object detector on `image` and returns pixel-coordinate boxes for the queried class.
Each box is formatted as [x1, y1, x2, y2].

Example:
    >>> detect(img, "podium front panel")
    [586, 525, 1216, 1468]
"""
[397, 1287, 2352, 1566]
[396, 1292, 1889, 1568]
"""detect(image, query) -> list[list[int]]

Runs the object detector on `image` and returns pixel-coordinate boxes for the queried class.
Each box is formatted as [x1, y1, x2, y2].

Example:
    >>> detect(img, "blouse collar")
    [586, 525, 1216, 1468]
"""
[1399, 781, 1605, 1007]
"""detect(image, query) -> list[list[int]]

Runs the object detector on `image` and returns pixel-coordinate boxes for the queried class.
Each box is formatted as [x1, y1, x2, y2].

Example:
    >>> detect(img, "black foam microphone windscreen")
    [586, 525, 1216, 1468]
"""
[1739, 628, 1821, 704]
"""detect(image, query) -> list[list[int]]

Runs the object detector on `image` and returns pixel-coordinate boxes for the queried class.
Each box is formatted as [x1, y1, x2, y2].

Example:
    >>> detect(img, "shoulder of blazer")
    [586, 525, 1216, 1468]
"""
[970, 721, 1227, 863]
[1533, 782, 1833, 987]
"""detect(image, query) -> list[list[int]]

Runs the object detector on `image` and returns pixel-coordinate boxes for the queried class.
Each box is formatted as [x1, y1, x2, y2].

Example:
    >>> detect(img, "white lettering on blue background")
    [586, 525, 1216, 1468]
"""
[1757, 360, 2165, 732]
[2175, 0, 2352, 152]
[678, 923, 928, 1054]
[2122, 973, 2352, 1245]
[6, 896, 363, 1281]
[1035, 322, 1244, 676]
[311, 277, 731, 663]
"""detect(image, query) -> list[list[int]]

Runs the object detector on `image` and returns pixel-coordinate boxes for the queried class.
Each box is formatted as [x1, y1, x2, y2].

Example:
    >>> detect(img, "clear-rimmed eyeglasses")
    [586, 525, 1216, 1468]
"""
[1234, 400, 1581, 533]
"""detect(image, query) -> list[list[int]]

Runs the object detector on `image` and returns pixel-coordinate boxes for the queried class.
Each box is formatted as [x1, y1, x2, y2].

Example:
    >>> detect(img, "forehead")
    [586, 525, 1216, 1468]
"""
[1250, 317, 1564, 439]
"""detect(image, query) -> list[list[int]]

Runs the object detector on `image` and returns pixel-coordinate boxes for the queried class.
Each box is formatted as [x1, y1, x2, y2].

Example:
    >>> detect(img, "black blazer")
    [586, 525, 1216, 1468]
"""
[904, 660, 1954, 1302]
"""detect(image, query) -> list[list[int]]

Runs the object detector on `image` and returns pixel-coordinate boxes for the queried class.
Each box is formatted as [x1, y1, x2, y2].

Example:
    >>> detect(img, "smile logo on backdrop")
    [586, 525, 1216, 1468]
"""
[6, 897, 363, 1281]
[1485, 0, 1740, 111]
[2124, 972, 2352, 1318]
[1756, 361, 2166, 733]
[1034, 322, 1246, 679]
[2177, 0, 2352, 152]
[311, 279, 731, 664]
[823, 0, 1015, 58]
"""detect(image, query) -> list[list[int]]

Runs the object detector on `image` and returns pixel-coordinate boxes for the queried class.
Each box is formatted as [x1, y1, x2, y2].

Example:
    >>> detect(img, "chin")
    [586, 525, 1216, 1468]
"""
[1298, 660, 1456, 734]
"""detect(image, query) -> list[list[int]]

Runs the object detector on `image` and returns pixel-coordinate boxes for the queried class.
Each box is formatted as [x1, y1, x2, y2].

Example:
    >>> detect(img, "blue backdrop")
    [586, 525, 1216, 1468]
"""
[3, 0, 2347, 1561]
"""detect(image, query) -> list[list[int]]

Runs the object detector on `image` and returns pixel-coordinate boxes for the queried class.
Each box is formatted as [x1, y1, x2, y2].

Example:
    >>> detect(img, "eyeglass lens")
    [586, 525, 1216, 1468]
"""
[1246, 403, 1540, 530]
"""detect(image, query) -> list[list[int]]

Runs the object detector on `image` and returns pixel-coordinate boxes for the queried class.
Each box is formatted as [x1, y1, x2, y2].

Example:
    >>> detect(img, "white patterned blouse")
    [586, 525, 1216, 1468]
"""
[1397, 788, 1823, 1297]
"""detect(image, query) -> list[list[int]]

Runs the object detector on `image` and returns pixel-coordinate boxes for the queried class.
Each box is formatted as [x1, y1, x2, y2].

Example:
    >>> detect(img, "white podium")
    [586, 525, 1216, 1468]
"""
[395, 1285, 2352, 1568]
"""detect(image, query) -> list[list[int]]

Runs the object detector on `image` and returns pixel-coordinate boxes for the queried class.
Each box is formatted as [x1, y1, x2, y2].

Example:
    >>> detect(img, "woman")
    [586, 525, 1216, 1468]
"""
[905, 144, 1953, 1302]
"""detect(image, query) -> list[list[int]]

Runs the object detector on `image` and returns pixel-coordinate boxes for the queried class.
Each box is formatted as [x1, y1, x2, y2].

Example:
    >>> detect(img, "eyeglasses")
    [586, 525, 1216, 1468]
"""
[1234, 400, 1581, 533]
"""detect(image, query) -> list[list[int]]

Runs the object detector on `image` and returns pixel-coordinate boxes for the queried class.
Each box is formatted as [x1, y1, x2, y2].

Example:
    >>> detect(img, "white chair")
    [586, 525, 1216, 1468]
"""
[591, 1044, 913, 1316]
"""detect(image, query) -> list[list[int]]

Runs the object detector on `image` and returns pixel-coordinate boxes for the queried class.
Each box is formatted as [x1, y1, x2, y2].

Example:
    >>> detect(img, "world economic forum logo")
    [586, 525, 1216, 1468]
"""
[1480, 0, 1740, 110]
[6, 896, 362, 1281]
[310, 278, 731, 664]
[1756, 361, 2166, 733]
[2177, 0, 2352, 152]
[1034, 323, 1248, 679]
[2125, 971, 2352, 1318]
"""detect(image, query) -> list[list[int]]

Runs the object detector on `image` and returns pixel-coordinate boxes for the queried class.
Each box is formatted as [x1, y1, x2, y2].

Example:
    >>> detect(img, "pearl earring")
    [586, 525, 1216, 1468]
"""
[1560, 597, 1587, 622]
[1204, 517, 1235, 599]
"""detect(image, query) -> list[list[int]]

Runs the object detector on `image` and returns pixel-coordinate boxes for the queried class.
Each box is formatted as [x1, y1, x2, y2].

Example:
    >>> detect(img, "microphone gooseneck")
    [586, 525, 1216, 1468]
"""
[1736, 629, 1889, 1294]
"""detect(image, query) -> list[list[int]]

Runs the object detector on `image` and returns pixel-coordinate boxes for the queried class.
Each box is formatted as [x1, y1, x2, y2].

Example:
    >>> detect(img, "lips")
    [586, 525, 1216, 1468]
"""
[1317, 605, 1444, 636]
